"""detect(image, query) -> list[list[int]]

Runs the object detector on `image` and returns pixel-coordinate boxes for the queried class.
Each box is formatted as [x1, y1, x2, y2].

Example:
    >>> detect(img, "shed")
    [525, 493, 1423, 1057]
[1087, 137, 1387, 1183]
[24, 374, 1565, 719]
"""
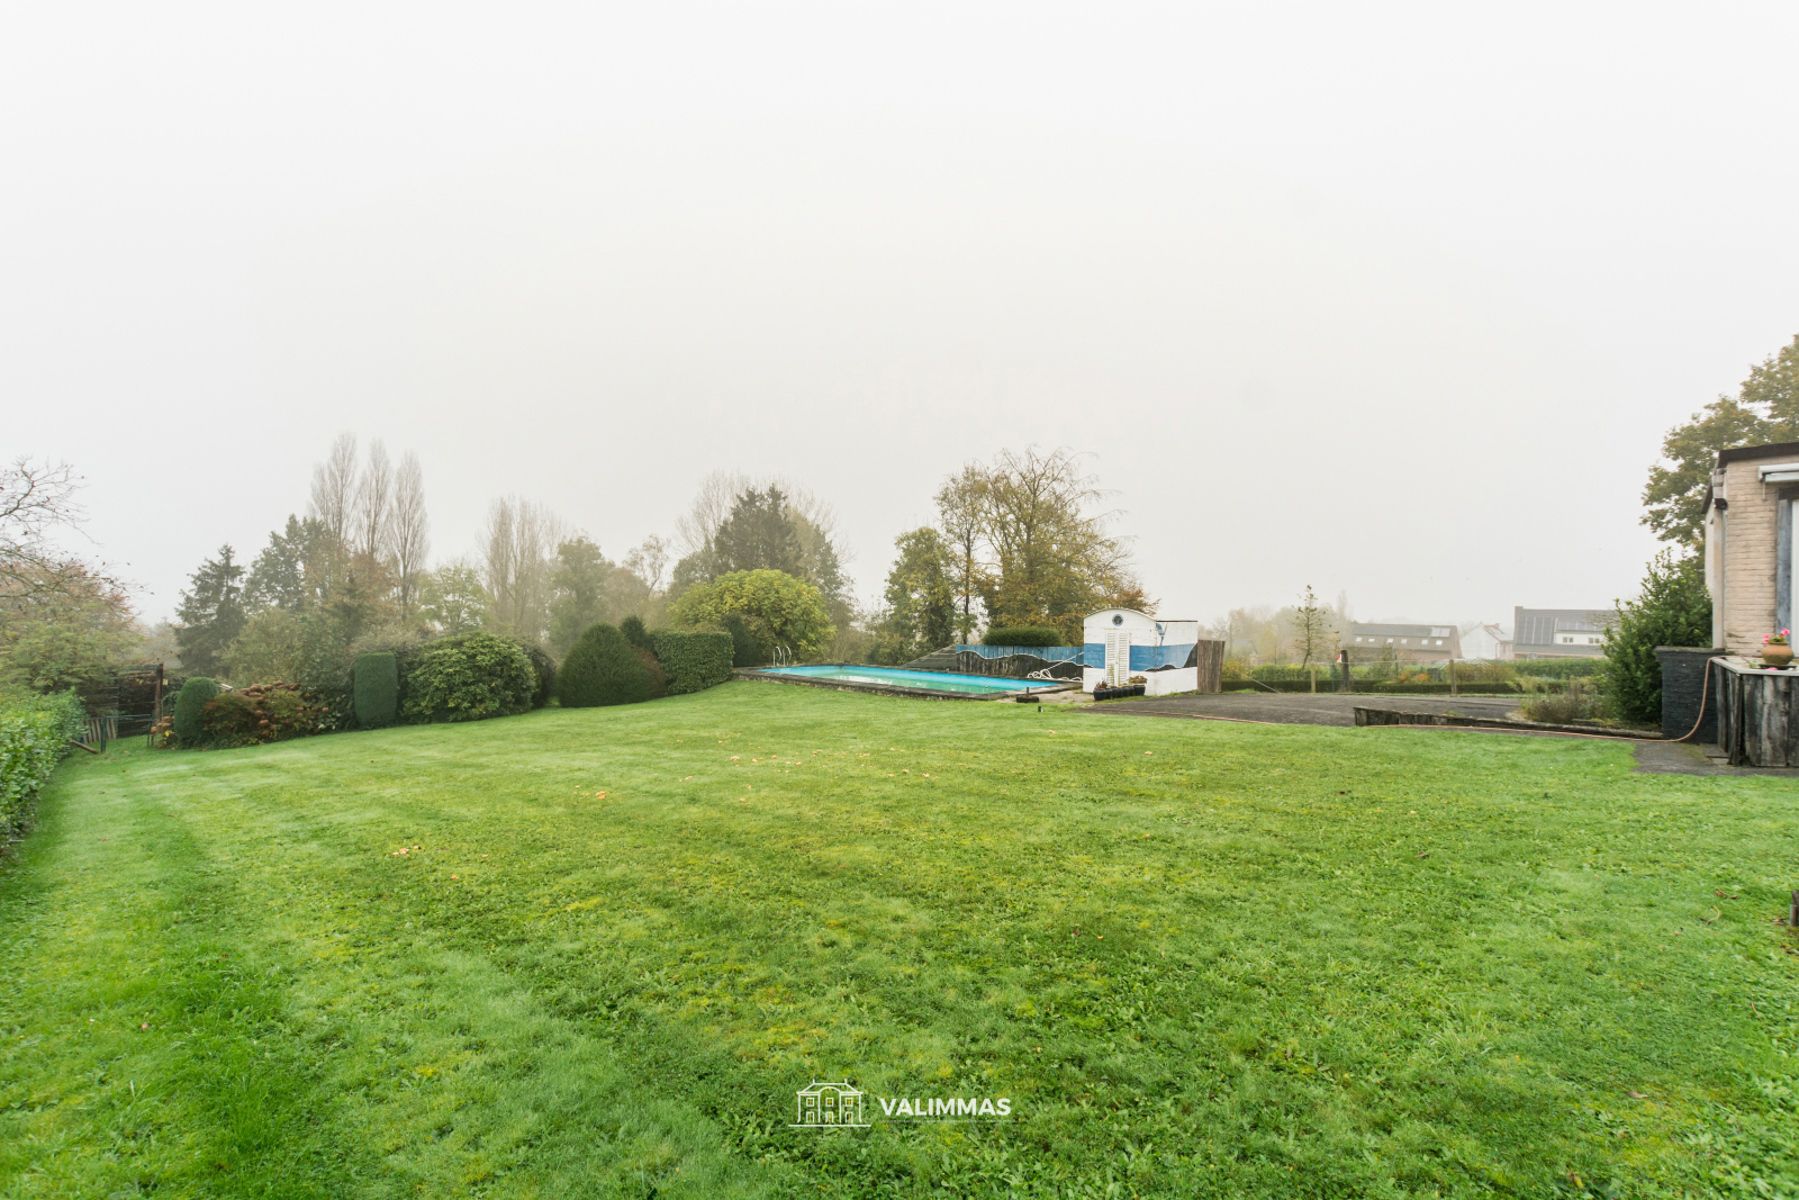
[1082, 608, 1219, 696]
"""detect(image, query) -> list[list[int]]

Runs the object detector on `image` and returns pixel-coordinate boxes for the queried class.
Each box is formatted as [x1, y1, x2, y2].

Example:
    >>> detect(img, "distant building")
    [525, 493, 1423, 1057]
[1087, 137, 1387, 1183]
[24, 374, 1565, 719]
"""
[1458, 622, 1512, 661]
[1512, 606, 1613, 658]
[1342, 622, 1460, 664]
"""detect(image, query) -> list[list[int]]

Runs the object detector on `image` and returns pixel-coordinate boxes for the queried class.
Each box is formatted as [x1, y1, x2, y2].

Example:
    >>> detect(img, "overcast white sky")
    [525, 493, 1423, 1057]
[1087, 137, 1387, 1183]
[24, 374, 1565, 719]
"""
[6, 2, 1797, 627]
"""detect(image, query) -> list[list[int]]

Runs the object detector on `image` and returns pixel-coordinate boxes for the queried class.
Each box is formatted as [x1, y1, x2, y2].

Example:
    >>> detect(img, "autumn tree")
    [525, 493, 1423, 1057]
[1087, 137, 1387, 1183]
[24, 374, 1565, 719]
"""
[1643, 333, 1799, 546]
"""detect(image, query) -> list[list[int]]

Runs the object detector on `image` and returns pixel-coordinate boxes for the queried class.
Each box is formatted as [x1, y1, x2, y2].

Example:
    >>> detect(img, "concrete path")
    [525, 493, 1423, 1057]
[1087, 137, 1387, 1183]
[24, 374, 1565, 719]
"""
[1079, 692, 1525, 728]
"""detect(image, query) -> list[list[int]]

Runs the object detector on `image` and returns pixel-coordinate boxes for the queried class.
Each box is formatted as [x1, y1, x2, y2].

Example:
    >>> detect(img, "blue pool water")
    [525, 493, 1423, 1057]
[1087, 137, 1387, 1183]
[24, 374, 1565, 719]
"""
[755, 664, 1055, 696]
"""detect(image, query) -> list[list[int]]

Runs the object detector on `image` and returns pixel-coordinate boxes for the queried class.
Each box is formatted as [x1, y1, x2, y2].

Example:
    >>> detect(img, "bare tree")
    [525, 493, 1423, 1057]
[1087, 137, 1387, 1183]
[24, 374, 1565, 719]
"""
[482, 496, 562, 642]
[308, 433, 358, 547]
[386, 452, 430, 615]
[674, 470, 747, 557]
[623, 534, 670, 593]
[355, 439, 394, 562]
[0, 458, 119, 607]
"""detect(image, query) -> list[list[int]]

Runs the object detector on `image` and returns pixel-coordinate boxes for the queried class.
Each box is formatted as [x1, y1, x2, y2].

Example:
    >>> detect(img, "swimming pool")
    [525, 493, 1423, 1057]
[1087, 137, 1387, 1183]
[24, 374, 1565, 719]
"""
[750, 664, 1064, 698]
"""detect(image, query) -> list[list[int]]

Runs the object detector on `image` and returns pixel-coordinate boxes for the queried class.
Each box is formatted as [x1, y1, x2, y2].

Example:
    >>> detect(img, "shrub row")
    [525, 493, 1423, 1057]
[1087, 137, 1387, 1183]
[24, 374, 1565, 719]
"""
[560, 624, 735, 708]
[983, 625, 1065, 648]
[0, 691, 86, 832]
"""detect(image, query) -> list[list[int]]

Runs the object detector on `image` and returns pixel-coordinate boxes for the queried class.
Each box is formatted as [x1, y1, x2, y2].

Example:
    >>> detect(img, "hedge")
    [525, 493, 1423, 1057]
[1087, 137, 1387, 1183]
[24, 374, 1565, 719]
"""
[0, 691, 85, 832]
[559, 624, 652, 707]
[983, 625, 1065, 647]
[650, 629, 734, 694]
[353, 652, 400, 729]
[200, 683, 334, 748]
[173, 677, 220, 746]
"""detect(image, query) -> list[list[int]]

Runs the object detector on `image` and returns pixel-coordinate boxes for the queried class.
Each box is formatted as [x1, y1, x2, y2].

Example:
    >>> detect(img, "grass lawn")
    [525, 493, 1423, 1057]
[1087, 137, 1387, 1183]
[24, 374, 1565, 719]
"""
[2, 682, 1797, 1197]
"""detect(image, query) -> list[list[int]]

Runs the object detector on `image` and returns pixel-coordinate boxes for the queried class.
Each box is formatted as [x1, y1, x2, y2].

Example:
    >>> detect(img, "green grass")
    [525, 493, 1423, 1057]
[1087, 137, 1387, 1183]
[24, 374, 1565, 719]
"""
[3, 682, 1797, 1197]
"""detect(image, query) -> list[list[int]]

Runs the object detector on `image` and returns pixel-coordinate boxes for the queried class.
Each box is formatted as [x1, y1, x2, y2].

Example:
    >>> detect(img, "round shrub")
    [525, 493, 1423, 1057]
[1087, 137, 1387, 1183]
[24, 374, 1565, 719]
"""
[982, 625, 1064, 647]
[401, 632, 536, 723]
[172, 677, 219, 746]
[519, 642, 556, 709]
[352, 651, 400, 729]
[558, 624, 652, 708]
[635, 647, 668, 699]
[620, 615, 652, 651]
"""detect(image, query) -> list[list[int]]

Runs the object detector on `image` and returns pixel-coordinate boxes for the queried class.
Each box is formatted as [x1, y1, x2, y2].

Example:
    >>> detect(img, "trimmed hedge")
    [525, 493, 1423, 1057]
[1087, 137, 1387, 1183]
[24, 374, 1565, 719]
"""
[650, 629, 734, 694]
[558, 624, 652, 707]
[401, 632, 537, 723]
[353, 652, 400, 729]
[173, 677, 220, 746]
[983, 626, 1064, 647]
[0, 691, 85, 831]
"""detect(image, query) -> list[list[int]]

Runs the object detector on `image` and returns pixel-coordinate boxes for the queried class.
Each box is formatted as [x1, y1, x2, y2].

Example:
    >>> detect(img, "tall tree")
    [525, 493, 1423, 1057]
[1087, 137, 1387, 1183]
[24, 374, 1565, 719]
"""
[713, 486, 803, 576]
[387, 452, 430, 616]
[308, 434, 359, 548]
[244, 516, 311, 612]
[977, 448, 1140, 637]
[875, 528, 957, 663]
[421, 563, 488, 635]
[623, 535, 670, 594]
[176, 545, 247, 676]
[935, 464, 992, 643]
[1643, 334, 1799, 546]
[355, 439, 394, 562]
[546, 536, 613, 657]
[482, 497, 561, 643]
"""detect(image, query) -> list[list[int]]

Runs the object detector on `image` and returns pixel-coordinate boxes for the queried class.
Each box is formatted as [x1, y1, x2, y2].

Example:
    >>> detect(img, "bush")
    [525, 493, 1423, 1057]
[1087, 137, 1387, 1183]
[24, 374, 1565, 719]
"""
[669, 570, 834, 661]
[635, 647, 669, 699]
[982, 625, 1065, 648]
[172, 677, 219, 746]
[1603, 551, 1712, 725]
[620, 616, 652, 651]
[650, 629, 734, 694]
[721, 615, 765, 668]
[353, 652, 400, 729]
[519, 643, 556, 709]
[0, 691, 85, 831]
[199, 683, 334, 748]
[1521, 677, 1606, 725]
[558, 624, 652, 707]
[401, 632, 537, 724]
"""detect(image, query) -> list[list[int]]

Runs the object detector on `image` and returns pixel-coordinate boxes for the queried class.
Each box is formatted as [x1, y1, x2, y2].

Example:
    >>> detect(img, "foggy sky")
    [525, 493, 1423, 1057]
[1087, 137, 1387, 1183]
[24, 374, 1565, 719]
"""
[6, 2, 1798, 628]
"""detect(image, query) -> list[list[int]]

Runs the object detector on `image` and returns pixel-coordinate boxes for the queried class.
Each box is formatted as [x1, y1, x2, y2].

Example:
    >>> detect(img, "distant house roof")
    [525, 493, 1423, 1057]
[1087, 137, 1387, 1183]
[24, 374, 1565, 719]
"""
[1513, 607, 1614, 648]
[1347, 622, 1457, 640]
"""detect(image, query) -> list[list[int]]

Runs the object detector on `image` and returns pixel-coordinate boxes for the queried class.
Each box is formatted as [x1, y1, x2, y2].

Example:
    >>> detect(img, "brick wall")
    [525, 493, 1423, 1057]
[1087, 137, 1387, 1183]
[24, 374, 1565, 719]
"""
[1721, 459, 1781, 655]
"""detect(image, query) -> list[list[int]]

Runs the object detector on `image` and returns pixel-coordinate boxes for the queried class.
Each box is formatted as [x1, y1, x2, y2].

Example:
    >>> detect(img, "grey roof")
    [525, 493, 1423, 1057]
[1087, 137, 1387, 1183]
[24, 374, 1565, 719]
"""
[1346, 622, 1457, 639]
[1513, 607, 1614, 647]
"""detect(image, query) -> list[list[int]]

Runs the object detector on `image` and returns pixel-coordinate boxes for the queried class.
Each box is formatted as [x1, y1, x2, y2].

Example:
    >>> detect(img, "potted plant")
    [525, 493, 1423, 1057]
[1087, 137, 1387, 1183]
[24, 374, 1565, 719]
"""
[1763, 628, 1793, 669]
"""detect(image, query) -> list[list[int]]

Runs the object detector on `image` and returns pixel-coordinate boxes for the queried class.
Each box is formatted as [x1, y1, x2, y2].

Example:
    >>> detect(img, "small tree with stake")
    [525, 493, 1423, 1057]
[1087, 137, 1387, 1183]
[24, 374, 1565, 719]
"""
[1291, 584, 1335, 692]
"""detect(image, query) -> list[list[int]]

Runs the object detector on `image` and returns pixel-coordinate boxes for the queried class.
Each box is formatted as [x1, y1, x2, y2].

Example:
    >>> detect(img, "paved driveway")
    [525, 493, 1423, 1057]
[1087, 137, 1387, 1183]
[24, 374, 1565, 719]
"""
[1079, 691, 1525, 727]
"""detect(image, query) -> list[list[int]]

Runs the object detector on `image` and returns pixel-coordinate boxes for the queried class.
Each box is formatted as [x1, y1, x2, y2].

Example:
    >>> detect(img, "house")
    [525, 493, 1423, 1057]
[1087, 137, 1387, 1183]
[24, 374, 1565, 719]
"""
[794, 1081, 866, 1127]
[1512, 607, 1613, 658]
[1458, 622, 1512, 661]
[1081, 608, 1221, 695]
[1341, 622, 1460, 664]
[1703, 441, 1799, 653]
